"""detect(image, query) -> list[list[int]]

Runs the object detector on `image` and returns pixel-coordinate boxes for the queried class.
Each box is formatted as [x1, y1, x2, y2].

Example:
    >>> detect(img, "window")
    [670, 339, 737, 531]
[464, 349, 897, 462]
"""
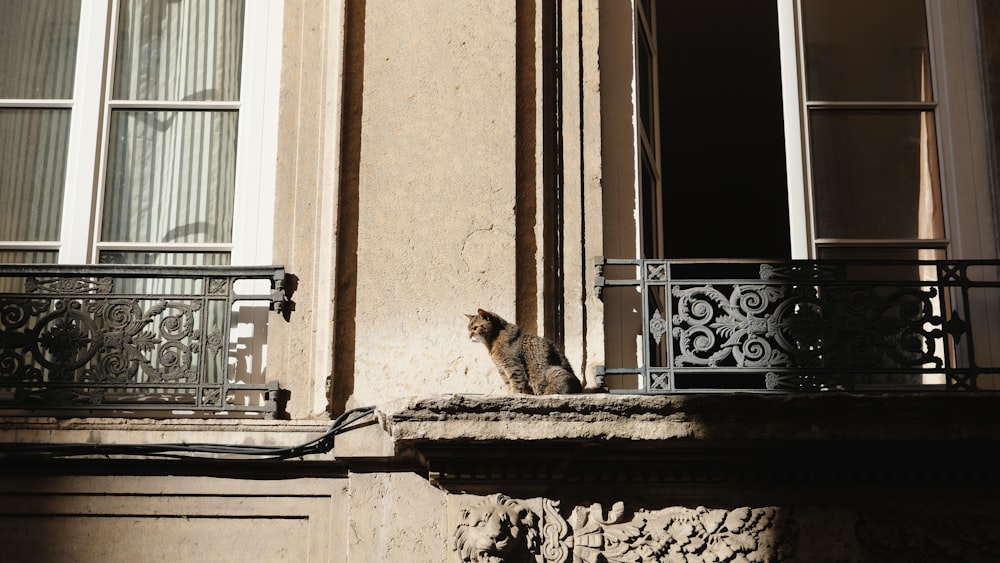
[0, 0, 284, 415]
[800, 0, 945, 262]
[631, 0, 792, 261]
[599, 0, 1000, 385]
[0, 0, 281, 267]
[606, 0, 994, 262]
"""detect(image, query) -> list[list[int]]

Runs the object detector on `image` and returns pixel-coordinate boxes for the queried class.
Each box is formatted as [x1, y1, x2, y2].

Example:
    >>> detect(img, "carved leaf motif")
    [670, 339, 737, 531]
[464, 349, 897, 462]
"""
[601, 521, 645, 558]
[727, 534, 757, 553]
[708, 541, 735, 561]
[541, 499, 571, 563]
[712, 315, 740, 339]
[683, 532, 706, 553]
[470, 498, 795, 563]
[724, 507, 751, 532]
[703, 509, 727, 535]
[132, 331, 158, 352]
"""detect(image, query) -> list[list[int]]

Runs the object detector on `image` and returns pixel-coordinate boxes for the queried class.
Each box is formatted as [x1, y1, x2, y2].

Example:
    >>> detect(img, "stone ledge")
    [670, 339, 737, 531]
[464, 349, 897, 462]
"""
[0, 418, 339, 460]
[378, 392, 1000, 445]
[378, 393, 1000, 497]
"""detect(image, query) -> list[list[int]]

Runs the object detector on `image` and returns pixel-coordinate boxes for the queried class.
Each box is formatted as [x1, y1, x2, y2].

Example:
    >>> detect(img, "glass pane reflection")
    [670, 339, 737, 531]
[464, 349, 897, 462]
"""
[802, 0, 931, 102]
[113, 0, 245, 101]
[102, 110, 237, 244]
[810, 111, 943, 240]
[0, 0, 81, 99]
[0, 109, 71, 242]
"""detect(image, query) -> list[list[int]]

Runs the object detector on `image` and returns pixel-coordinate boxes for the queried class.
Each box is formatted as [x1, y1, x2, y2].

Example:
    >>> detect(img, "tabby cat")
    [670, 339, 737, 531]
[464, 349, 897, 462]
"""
[466, 308, 583, 394]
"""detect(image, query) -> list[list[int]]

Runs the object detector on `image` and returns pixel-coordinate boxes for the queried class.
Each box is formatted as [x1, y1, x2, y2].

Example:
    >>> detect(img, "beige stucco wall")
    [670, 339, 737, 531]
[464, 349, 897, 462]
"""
[348, 0, 518, 407]
[270, 0, 534, 417]
[270, 0, 348, 419]
[0, 472, 450, 563]
[269, 0, 611, 415]
[1, 476, 349, 562]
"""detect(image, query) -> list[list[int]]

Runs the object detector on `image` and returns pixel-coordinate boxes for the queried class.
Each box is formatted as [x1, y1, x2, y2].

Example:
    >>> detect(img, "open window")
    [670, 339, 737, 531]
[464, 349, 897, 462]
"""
[599, 0, 1000, 390]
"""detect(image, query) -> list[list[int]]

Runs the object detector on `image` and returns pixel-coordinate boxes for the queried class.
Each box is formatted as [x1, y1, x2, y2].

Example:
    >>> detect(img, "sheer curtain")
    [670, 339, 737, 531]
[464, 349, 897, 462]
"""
[0, 0, 81, 264]
[99, 1, 255, 393]
[101, 0, 244, 267]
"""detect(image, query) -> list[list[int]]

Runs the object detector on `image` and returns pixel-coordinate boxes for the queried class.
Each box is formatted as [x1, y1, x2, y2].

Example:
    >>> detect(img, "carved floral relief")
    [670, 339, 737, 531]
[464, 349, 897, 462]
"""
[452, 496, 796, 563]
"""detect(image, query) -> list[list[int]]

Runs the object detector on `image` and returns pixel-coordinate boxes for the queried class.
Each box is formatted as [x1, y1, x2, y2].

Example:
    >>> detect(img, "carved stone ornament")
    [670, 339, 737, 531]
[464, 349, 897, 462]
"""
[564, 502, 793, 563]
[452, 496, 796, 563]
[453, 494, 541, 563]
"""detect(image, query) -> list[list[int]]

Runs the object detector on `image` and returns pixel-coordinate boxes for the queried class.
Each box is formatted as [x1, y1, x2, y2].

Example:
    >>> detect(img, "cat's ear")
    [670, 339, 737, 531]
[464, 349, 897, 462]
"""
[477, 308, 492, 319]
[464, 313, 476, 320]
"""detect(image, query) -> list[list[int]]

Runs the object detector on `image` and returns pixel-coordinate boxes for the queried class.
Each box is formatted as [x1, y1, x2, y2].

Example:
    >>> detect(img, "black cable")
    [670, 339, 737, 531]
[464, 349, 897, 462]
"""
[0, 406, 376, 461]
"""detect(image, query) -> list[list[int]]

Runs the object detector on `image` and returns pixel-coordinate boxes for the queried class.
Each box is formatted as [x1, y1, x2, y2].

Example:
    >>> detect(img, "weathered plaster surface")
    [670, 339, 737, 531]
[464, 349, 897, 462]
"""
[271, 0, 347, 419]
[350, 0, 518, 407]
[347, 472, 448, 562]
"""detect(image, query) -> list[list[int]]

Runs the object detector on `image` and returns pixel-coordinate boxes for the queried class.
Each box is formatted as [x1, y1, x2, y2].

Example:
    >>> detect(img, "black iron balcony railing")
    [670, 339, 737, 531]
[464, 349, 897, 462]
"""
[595, 257, 1000, 393]
[0, 264, 292, 417]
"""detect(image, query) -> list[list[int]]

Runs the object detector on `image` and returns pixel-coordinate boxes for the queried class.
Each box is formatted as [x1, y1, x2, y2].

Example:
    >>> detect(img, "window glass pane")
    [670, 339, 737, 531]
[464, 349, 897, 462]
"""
[816, 247, 945, 286]
[639, 150, 659, 258]
[0, 251, 58, 263]
[0, 0, 80, 99]
[97, 252, 230, 296]
[637, 24, 654, 144]
[802, 0, 931, 102]
[0, 109, 70, 241]
[113, 0, 245, 101]
[810, 111, 943, 239]
[99, 251, 230, 266]
[818, 247, 946, 262]
[102, 110, 237, 244]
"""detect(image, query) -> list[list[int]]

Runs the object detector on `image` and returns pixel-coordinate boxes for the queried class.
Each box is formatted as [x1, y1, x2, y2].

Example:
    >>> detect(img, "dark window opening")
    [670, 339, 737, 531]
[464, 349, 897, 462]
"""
[652, 0, 791, 260]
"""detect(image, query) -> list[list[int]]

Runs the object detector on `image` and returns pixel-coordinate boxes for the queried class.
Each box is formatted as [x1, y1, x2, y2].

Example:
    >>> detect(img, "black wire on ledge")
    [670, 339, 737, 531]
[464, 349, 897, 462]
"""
[0, 406, 376, 461]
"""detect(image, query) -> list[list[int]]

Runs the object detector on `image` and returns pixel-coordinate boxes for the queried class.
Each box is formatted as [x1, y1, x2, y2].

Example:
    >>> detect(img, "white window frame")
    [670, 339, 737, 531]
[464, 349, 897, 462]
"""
[55, 0, 282, 266]
[778, 0, 997, 261]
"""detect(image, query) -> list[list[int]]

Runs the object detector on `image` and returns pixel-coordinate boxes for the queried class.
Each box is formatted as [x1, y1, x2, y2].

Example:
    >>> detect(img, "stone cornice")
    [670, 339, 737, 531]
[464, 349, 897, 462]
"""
[379, 392, 1000, 443]
[378, 393, 1000, 497]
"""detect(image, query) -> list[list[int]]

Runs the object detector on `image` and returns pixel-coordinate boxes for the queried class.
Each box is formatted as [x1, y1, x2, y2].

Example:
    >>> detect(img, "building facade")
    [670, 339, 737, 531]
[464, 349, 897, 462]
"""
[3, 1, 1000, 561]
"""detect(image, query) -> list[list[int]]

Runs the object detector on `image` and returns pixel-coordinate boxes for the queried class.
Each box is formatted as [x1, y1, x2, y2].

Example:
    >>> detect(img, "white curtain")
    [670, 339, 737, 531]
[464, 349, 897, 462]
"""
[0, 0, 80, 263]
[101, 0, 244, 266]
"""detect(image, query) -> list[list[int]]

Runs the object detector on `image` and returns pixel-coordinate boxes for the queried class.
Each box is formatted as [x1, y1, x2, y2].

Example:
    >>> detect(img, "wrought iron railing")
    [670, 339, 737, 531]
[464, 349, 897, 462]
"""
[0, 264, 292, 417]
[595, 258, 1000, 393]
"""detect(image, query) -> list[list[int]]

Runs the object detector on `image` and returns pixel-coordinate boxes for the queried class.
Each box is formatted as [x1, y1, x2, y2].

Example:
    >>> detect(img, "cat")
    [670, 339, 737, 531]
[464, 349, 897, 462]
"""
[466, 308, 583, 394]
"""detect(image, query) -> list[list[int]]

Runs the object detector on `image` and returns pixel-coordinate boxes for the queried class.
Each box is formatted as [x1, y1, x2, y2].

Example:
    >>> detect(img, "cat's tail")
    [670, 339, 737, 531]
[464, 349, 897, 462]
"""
[579, 370, 609, 394]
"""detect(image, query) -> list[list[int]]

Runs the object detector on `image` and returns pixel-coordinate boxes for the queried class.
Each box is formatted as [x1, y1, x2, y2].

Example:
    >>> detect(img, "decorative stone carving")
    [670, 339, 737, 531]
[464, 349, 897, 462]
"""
[453, 494, 541, 563]
[562, 503, 794, 563]
[453, 496, 796, 563]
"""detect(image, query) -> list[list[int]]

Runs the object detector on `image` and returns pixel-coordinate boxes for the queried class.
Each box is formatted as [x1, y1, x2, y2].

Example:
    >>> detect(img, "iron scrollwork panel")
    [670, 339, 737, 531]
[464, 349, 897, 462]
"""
[667, 281, 948, 390]
[595, 257, 1000, 393]
[0, 266, 288, 414]
[2, 295, 210, 404]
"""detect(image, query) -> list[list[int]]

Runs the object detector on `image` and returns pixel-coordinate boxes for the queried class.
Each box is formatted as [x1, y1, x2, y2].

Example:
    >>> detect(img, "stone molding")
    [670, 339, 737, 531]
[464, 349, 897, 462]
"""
[451, 494, 1000, 563]
[451, 495, 794, 563]
[379, 394, 1000, 444]
[381, 394, 1000, 498]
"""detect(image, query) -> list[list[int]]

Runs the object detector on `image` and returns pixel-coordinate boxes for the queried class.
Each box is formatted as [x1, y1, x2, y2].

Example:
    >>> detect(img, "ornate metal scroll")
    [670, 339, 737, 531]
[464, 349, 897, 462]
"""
[0, 265, 290, 417]
[595, 258, 998, 393]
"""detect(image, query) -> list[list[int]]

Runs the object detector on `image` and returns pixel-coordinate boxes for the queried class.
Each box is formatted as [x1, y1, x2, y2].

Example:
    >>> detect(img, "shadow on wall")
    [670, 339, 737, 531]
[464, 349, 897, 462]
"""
[331, 0, 366, 415]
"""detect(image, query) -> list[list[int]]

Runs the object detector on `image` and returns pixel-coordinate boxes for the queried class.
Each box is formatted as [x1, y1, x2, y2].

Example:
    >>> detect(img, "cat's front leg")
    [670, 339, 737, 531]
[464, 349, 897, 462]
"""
[501, 363, 534, 394]
[492, 361, 513, 389]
